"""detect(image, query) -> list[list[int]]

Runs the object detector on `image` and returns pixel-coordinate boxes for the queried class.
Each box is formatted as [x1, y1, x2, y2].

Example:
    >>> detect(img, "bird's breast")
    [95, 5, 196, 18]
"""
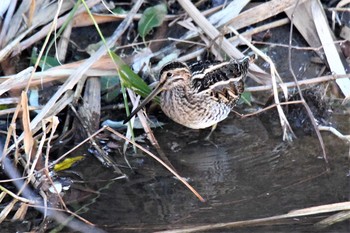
[160, 87, 231, 129]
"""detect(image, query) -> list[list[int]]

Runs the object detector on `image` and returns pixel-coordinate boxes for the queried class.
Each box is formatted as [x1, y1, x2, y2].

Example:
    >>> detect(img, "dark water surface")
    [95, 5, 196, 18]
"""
[75, 112, 349, 232]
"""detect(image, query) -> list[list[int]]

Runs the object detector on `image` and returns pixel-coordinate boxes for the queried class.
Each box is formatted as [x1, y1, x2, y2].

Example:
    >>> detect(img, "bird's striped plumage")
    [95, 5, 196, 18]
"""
[124, 56, 253, 129]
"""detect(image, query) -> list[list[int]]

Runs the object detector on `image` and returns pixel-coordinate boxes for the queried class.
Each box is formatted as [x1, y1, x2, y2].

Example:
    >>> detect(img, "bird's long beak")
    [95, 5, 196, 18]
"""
[123, 83, 164, 124]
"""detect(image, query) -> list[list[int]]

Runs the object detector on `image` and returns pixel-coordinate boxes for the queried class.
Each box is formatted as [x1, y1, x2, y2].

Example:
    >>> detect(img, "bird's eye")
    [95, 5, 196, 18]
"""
[166, 72, 172, 77]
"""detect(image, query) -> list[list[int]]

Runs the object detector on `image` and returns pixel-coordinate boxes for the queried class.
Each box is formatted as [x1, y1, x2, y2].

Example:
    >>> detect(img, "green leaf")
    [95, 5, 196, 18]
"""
[110, 52, 160, 104]
[31, 55, 60, 71]
[100, 76, 120, 102]
[112, 7, 127, 14]
[0, 105, 8, 110]
[110, 52, 149, 93]
[138, 4, 167, 39]
[240, 91, 252, 106]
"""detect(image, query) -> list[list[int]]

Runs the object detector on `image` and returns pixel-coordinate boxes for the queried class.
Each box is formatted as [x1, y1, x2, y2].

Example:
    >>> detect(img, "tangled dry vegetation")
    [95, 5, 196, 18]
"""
[0, 0, 350, 232]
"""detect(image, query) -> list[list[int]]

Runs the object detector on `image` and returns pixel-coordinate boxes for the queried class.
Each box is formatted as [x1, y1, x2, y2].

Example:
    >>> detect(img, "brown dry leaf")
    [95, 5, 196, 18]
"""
[227, 0, 307, 31]
[73, 12, 141, 27]
[21, 91, 34, 156]
[12, 203, 29, 221]
[0, 199, 18, 223]
[51, 55, 116, 71]
[27, 0, 36, 26]
[0, 66, 117, 94]
[284, 0, 321, 49]
[72, 11, 182, 28]
[47, 115, 60, 135]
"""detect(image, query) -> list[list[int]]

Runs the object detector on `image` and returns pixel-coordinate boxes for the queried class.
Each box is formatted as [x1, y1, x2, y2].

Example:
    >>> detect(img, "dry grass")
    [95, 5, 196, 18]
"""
[0, 0, 350, 232]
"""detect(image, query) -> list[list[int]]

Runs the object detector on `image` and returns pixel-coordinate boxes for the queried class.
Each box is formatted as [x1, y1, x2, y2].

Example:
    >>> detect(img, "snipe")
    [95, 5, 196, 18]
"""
[124, 55, 255, 129]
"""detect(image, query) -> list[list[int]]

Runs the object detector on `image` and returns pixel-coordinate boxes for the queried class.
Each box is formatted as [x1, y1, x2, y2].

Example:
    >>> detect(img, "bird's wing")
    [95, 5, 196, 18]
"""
[190, 58, 249, 103]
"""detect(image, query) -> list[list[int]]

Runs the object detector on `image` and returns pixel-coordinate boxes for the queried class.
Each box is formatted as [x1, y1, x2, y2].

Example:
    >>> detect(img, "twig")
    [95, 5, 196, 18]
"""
[0, 185, 35, 204]
[233, 100, 304, 118]
[176, 0, 268, 79]
[7, 0, 144, 153]
[252, 39, 347, 52]
[0, 25, 36, 61]
[318, 126, 350, 143]
[69, 104, 123, 173]
[13, 0, 101, 56]
[156, 202, 350, 233]
[0, 0, 17, 48]
[228, 18, 290, 43]
[106, 126, 205, 202]
[288, 0, 328, 163]
[327, 7, 350, 12]
[48, 126, 116, 173]
[245, 74, 349, 92]
[1, 152, 105, 232]
[25, 0, 64, 93]
[227, 25, 295, 141]
[126, 89, 178, 173]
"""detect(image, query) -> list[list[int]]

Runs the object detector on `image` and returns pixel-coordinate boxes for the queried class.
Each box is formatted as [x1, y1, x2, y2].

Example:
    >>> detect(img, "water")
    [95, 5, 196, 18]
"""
[73, 113, 350, 232]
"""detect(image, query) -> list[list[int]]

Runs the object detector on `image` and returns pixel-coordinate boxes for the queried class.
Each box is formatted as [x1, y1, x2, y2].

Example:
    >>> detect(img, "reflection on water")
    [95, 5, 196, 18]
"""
[78, 113, 349, 232]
